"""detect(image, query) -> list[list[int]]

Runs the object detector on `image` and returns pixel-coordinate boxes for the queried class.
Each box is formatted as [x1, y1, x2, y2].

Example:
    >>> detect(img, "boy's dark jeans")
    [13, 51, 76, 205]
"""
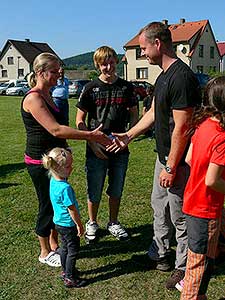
[56, 225, 80, 279]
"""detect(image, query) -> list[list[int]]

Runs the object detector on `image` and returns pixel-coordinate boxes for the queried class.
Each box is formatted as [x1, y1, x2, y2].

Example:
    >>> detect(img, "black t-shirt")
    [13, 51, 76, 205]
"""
[154, 59, 201, 165]
[76, 77, 137, 135]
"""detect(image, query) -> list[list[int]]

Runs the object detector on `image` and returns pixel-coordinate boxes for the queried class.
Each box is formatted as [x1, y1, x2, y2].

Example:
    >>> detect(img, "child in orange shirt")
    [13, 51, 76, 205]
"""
[180, 76, 225, 300]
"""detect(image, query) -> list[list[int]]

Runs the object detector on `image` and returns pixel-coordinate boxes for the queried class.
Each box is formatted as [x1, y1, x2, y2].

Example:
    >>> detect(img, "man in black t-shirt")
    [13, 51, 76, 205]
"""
[109, 22, 201, 290]
[76, 46, 138, 244]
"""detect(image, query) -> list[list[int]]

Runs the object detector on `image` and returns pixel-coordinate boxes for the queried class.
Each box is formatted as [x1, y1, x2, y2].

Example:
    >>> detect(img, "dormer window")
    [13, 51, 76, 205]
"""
[136, 47, 142, 59]
[199, 45, 204, 58]
[7, 57, 14, 65]
[210, 46, 214, 59]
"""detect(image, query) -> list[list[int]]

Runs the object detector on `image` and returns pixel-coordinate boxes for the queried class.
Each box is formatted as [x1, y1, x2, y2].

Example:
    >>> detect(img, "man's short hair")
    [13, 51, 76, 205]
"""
[93, 46, 119, 69]
[139, 22, 172, 46]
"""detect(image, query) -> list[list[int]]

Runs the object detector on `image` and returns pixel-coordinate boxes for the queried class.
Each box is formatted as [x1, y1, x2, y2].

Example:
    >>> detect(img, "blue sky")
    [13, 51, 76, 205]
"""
[1, 0, 225, 59]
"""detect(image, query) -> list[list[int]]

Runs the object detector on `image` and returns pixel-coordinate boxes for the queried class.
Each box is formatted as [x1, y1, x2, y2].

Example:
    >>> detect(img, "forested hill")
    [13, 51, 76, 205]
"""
[62, 52, 124, 76]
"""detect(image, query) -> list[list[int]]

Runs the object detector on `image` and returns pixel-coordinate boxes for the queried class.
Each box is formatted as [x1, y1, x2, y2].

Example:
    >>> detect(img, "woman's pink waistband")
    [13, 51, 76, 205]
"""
[24, 154, 42, 165]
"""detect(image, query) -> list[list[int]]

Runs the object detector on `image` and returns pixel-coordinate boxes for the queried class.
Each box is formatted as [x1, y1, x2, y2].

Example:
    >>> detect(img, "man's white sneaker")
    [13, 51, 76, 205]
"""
[107, 222, 129, 241]
[85, 220, 99, 244]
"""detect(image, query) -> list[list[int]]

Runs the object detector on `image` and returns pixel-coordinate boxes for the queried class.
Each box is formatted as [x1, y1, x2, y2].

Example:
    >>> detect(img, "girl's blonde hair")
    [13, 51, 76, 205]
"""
[42, 147, 71, 178]
[27, 52, 60, 88]
[93, 46, 119, 70]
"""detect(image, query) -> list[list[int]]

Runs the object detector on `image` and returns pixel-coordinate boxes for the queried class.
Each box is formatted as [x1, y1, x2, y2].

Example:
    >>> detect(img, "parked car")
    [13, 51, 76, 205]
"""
[0, 81, 16, 95]
[0, 80, 28, 95]
[131, 80, 154, 101]
[68, 79, 91, 98]
[195, 73, 211, 89]
[6, 83, 30, 96]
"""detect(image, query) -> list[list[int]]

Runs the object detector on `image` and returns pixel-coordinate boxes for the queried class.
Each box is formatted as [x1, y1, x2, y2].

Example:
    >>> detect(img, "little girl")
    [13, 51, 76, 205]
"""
[179, 76, 225, 299]
[42, 147, 87, 288]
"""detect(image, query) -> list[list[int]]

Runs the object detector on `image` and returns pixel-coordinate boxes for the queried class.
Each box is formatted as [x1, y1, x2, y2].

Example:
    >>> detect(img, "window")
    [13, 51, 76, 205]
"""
[199, 45, 204, 58]
[136, 47, 142, 59]
[136, 68, 148, 79]
[210, 46, 214, 59]
[7, 57, 14, 65]
[8, 82, 15, 88]
[197, 66, 204, 73]
[18, 69, 24, 77]
[2, 70, 8, 77]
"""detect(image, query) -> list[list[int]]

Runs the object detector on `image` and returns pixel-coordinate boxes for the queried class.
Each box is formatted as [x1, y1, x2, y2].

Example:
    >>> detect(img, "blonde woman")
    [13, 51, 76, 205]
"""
[21, 52, 110, 267]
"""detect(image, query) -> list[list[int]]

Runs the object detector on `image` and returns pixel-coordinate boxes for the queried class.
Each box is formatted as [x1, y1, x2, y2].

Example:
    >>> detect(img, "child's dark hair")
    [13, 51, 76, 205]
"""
[191, 76, 225, 131]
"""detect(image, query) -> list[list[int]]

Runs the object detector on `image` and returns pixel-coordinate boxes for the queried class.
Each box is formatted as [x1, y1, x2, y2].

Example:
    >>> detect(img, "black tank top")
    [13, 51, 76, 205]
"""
[21, 91, 67, 160]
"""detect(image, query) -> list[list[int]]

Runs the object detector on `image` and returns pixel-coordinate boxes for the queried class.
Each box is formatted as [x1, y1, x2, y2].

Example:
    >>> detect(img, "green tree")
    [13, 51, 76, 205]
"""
[88, 70, 99, 80]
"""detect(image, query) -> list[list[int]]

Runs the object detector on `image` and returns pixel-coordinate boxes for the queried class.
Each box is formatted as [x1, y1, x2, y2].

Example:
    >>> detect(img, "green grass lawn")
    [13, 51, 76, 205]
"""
[0, 96, 224, 300]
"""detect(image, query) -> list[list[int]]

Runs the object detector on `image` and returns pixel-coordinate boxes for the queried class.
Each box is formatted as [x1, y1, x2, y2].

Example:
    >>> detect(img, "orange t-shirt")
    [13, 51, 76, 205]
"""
[183, 118, 225, 219]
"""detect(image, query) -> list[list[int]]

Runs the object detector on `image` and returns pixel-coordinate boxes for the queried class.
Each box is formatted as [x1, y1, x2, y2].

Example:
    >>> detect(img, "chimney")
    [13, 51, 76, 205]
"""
[180, 18, 185, 24]
[25, 38, 30, 43]
[162, 19, 168, 26]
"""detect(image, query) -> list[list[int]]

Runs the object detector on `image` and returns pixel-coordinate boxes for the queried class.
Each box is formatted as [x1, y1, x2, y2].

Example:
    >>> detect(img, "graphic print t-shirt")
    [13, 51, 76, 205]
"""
[76, 77, 137, 135]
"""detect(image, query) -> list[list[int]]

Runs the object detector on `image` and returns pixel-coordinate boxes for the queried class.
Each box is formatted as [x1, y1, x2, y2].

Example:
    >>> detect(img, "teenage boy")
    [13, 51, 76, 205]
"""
[76, 46, 138, 243]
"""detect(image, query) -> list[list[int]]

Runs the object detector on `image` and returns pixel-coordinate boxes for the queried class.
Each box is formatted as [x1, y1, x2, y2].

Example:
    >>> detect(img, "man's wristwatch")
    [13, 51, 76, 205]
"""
[164, 165, 174, 174]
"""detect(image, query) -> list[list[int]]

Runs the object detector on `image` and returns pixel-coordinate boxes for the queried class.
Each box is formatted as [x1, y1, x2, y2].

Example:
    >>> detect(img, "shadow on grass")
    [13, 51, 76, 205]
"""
[0, 182, 20, 189]
[78, 224, 158, 284]
[84, 257, 153, 284]
[0, 162, 25, 178]
[79, 224, 153, 259]
[77, 223, 182, 284]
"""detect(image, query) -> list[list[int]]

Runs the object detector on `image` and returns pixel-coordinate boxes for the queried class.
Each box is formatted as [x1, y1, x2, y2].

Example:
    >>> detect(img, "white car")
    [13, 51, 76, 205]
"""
[6, 83, 30, 96]
[0, 82, 16, 95]
[68, 79, 90, 97]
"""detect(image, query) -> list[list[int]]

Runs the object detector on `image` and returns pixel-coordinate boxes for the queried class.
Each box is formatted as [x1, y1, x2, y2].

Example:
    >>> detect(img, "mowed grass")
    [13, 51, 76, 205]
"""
[0, 96, 224, 300]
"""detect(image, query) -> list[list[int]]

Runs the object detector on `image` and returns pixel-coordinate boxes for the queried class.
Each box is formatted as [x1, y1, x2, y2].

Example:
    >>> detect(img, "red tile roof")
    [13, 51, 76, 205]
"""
[217, 42, 225, 56]
[124, 20, 208, 47]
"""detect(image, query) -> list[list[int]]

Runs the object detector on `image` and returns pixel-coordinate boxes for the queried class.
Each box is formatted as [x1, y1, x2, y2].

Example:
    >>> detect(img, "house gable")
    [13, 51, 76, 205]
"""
[0, 39, 61, 82]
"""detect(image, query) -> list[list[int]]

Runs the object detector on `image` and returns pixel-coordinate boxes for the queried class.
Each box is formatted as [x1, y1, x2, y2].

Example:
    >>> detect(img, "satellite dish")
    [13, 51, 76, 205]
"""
[178, 44, 187, 54]
[178, 44, 184, 51]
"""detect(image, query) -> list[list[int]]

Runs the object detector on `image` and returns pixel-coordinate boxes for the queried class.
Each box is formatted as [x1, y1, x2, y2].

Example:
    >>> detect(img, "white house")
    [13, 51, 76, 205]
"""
[0, 39, 60, 82]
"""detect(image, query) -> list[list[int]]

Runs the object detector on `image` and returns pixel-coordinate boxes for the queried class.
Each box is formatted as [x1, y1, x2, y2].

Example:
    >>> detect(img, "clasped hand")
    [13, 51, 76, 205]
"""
[105, 133, 130, 153]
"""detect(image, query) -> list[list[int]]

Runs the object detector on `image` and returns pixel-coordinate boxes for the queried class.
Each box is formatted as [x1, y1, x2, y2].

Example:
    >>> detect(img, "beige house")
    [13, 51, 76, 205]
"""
[0, 39, 60, 83]
[123, 19, 220, 84]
